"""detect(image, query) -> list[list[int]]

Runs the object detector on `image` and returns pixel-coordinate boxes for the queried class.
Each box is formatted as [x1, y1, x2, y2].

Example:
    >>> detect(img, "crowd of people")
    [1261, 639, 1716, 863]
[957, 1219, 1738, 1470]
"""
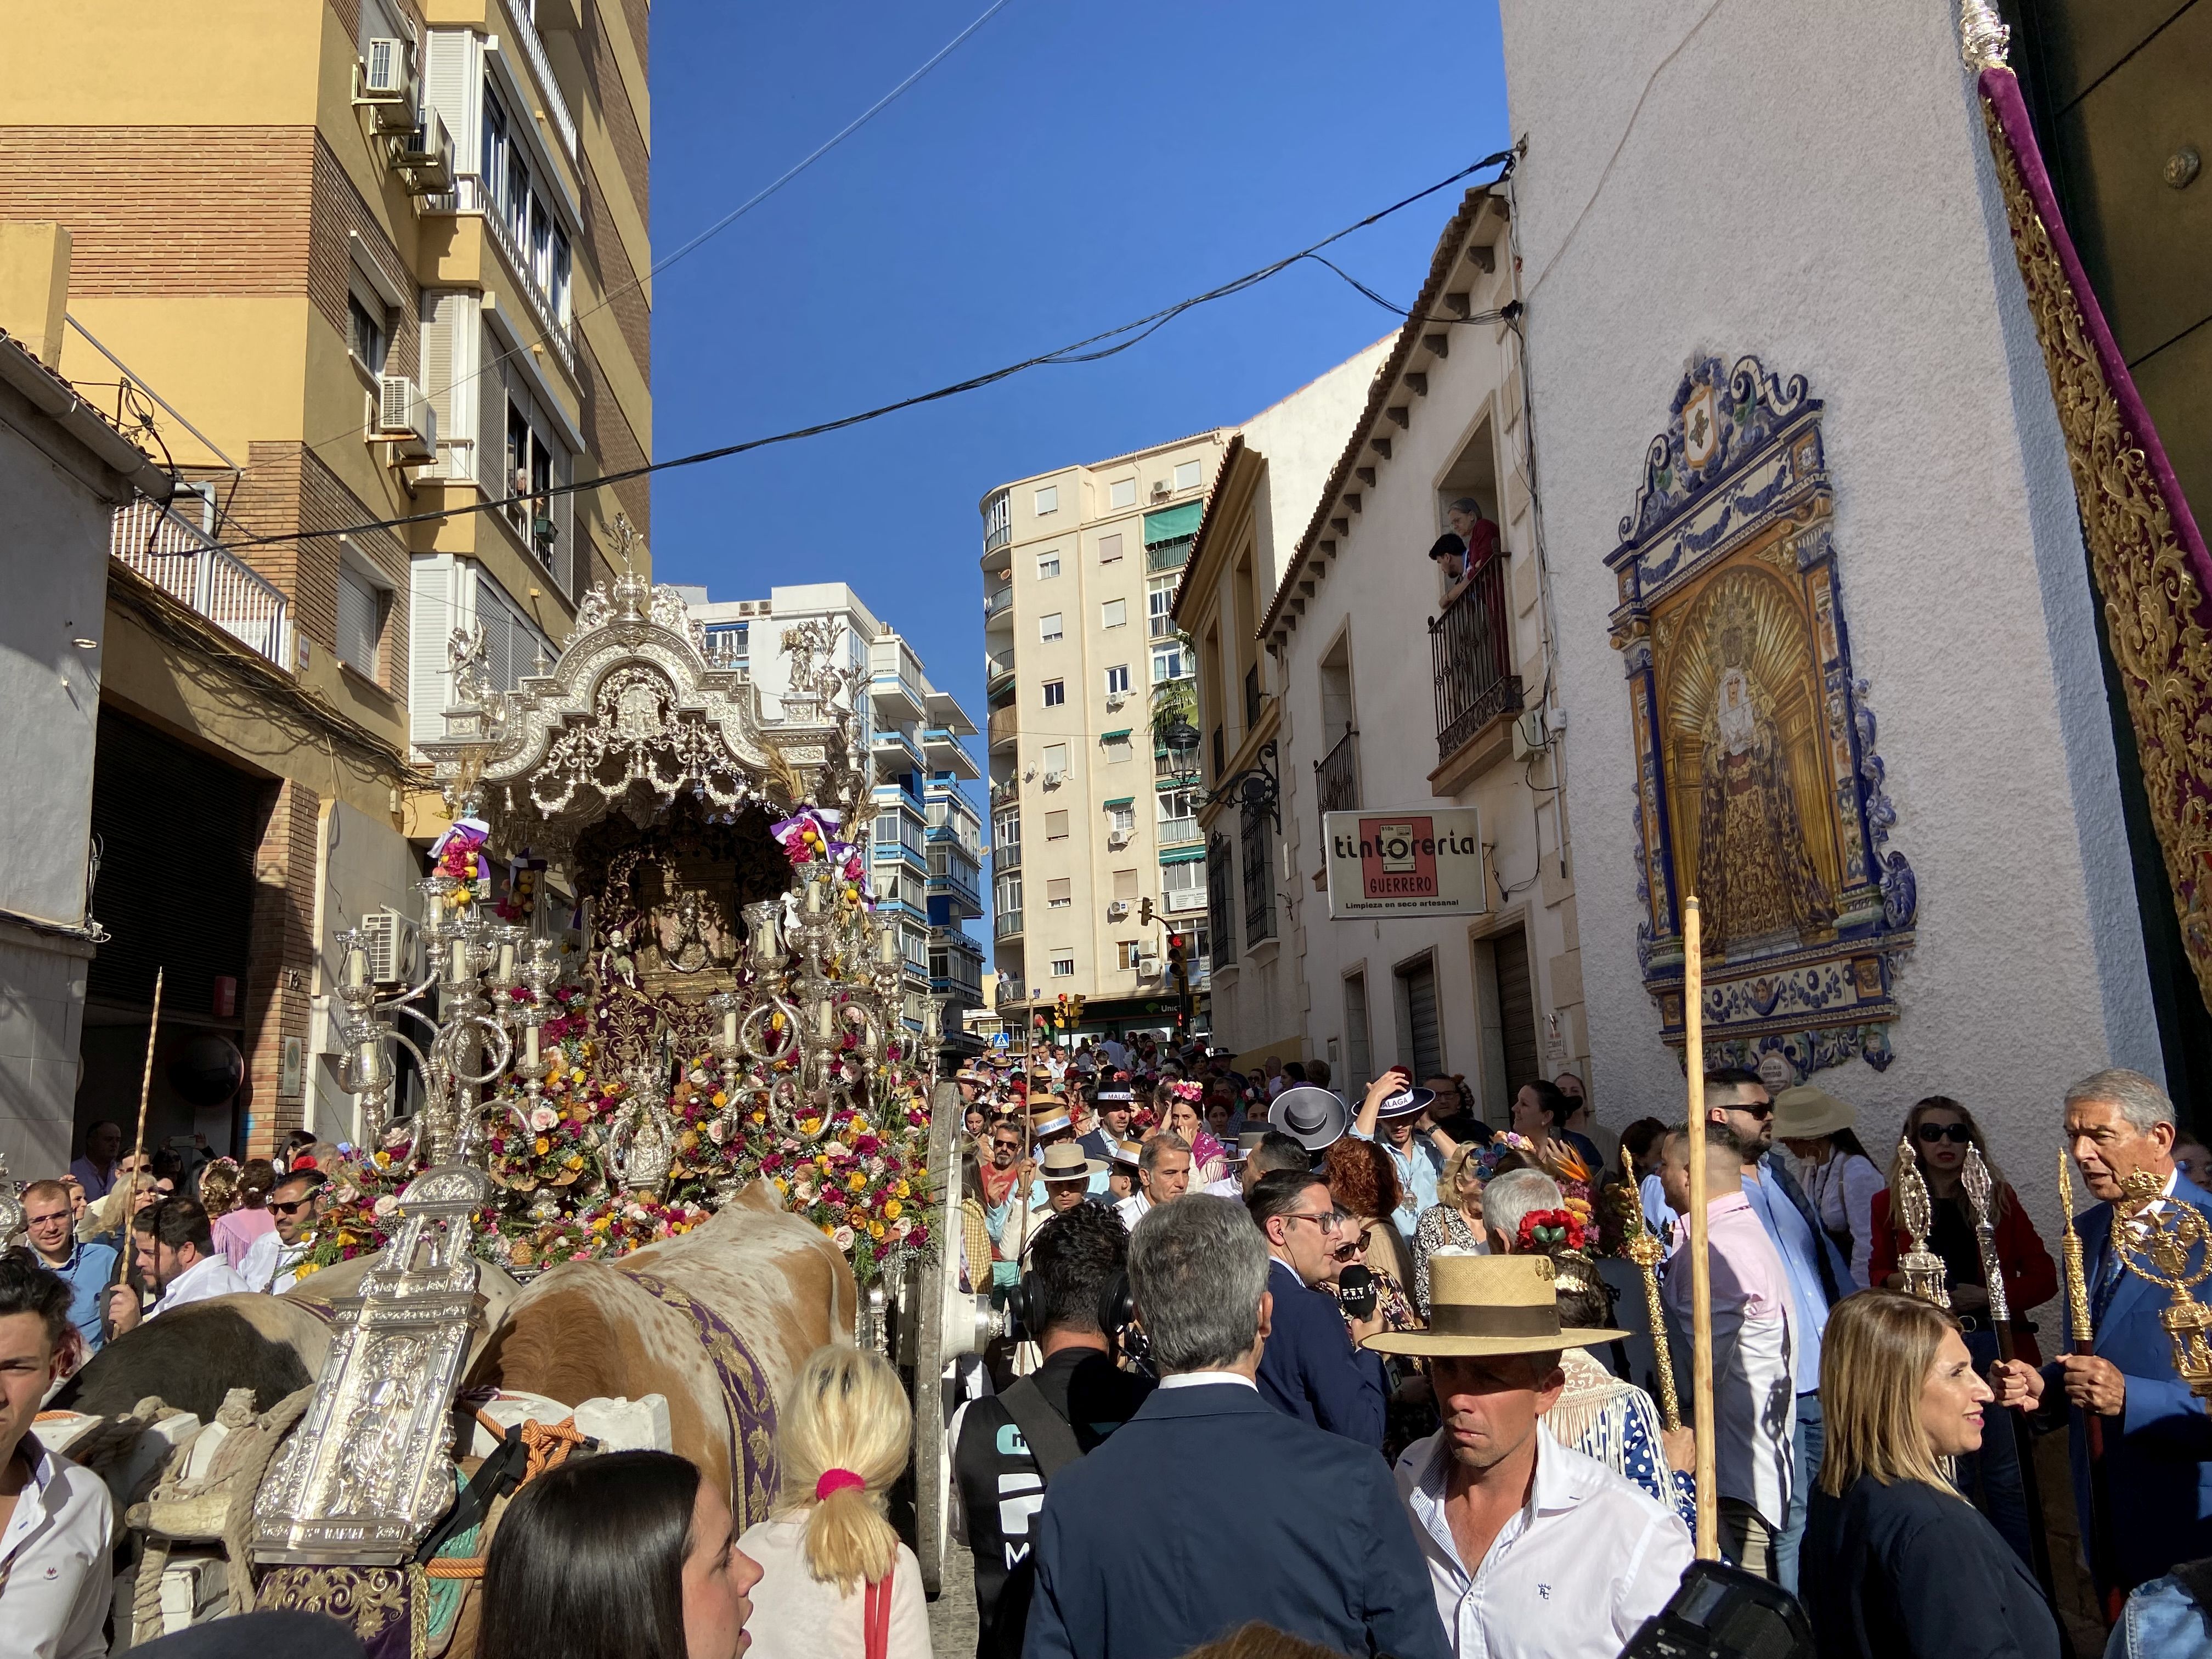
[4, 1048, 2211, 1659]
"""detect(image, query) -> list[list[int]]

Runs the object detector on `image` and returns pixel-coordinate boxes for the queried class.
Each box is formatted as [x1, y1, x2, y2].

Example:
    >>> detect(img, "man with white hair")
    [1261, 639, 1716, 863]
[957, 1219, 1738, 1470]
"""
[1024, 1195, 1448, 1659]
[1993, 1066, 2212, 1601]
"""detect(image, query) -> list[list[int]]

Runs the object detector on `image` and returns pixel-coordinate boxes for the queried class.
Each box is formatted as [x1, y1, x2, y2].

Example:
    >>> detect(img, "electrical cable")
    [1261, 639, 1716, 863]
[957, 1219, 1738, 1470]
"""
[212, 151, 1516, 557]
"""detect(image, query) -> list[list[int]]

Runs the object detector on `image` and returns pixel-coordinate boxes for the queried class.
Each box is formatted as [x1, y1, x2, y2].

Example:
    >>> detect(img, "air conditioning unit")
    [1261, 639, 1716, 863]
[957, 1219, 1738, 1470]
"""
[394, 110, 453, 194]
[375, 375, 437, 460]
[1136, 953, 1163, 978]
[358, 907, 419, 985]
[1106, 900, 1130, 919]
[1041, 770, 1064, 788]
[1150, 481, 1171, 503]
[1105, 691, 1127, 711]
[1107, 828, 1131, 849]
[354, 40, 419, 131]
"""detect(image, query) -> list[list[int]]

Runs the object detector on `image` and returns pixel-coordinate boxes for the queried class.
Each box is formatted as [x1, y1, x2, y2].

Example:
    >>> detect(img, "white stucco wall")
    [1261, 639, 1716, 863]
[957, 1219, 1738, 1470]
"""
[1236, 337, 1394, 596]
[1498, 0, 2160, 1201]
[306, 798, 428, 1140]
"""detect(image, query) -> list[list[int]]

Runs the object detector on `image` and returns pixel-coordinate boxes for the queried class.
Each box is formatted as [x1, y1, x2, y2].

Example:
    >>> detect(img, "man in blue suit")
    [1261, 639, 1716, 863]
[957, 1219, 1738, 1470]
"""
[1249, 1167, 1388, 1446]
[1025, 1194, 1449, 1659]
[1994, 1067, 2212, 1604]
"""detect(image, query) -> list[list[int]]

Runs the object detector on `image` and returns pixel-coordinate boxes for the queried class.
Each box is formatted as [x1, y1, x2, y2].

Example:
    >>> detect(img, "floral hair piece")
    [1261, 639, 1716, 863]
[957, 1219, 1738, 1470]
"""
[1514, 1207, 1587, 1254]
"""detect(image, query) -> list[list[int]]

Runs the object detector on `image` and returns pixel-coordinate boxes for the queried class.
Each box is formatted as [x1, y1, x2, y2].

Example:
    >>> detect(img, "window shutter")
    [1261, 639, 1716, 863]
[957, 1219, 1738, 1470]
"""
[337, 564, 381, 677]
[420, 292, 457, 477]
[1046, 878, 1071, 904]
[1113, 868, 1138, 899]
[408, 555, 452, 749]
[422, 30, 477, 173]
[1045, 810, 1069, 839]
[1099, 533, 1122, 563]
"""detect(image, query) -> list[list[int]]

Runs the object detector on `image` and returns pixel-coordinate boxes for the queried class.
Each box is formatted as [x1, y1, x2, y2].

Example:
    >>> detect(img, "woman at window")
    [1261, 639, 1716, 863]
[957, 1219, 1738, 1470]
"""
[479, 1449, 761, 1659]
[1869, 1096, 2055, 1568]
[739, 1346, 931, 1659]
[1798, 1291, 2060, 1659]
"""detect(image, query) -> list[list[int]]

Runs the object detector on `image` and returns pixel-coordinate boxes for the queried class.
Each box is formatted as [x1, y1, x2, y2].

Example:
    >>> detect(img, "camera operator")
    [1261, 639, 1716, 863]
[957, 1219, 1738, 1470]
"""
[950, 1204, 1153, 1659]
[1248, 1169, 1387, 1447]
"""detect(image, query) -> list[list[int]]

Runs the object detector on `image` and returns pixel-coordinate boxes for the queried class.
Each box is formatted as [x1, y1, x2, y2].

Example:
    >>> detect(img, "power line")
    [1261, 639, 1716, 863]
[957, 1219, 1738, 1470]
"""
[292, 0, 1020, 465]
[217, 151, 1515, 557]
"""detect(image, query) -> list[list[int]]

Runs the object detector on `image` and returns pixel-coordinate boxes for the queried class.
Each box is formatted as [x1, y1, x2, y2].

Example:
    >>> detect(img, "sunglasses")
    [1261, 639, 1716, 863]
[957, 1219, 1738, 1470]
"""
[1916, 1122, 1973, 1146]
[270, 1196, 319, 1216]
[1730, 1102, 1775, 1120]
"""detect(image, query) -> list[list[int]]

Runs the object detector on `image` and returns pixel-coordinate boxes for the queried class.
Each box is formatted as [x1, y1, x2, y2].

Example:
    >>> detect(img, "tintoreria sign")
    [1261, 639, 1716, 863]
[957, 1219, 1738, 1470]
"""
[1322, 809, 1486, 919]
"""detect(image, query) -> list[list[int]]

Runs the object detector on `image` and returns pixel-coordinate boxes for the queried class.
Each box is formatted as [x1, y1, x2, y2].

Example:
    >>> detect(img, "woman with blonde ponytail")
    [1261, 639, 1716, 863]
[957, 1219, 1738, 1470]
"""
[739, 1344, 932, 1659]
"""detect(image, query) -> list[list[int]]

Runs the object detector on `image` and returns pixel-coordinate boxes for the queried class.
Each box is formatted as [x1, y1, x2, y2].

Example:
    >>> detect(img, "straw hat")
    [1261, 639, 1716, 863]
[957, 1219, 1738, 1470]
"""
[1109, 1138, 1144, 1168]
[1269, 1085, 1348, 1151]
[1771, 1084, 1856, 1141]
[1363, 1254, 1627, 1357]
[1038, 1141, 1106, 1182]
[1028, 1096, 1073, 1136]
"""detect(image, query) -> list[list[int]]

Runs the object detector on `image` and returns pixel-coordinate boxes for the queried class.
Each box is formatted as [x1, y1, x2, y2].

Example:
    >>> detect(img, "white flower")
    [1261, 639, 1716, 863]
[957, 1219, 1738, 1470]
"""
[832, 1225, 855, 1251]
[792, 1181, 817, 1205]
[706, 1119, 727, 1145]
[822, 1141, 849, 1160]
[891, 1216, 912, 1240]
[372, 1194, 400, 1218]
[529, 1105, 559, 1132]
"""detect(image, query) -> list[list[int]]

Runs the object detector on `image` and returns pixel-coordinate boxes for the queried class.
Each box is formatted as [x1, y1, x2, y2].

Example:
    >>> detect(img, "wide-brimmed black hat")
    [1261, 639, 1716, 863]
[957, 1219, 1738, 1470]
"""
[1269, 1085, 1348, 1151]
[1374, 1082, 1437, 1120]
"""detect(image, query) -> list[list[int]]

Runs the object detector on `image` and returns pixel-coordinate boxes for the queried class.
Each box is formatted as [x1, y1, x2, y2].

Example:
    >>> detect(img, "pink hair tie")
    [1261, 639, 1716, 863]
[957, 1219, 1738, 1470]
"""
[815, 1468, 866, 1502]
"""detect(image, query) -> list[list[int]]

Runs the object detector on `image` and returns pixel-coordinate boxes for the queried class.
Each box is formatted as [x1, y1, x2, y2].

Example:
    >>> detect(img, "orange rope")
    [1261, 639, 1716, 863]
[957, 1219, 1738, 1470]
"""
[420, 1414, 589, 1581]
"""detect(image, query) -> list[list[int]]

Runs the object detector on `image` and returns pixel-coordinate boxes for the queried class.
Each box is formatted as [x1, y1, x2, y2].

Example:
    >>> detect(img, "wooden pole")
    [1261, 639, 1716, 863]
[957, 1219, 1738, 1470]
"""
[114, 966, 163, 1290]
[1683, 898, 1718, 1562]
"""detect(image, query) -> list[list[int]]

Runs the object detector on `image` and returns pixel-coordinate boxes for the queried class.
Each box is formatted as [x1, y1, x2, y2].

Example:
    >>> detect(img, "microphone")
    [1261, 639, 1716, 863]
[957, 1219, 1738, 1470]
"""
[1336, 1263, 1376, 1321]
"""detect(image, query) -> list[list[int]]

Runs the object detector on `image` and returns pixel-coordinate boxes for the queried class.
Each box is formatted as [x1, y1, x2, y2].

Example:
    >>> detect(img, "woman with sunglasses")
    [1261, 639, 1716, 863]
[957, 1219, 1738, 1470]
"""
[1869, 1096, 2055, 1568]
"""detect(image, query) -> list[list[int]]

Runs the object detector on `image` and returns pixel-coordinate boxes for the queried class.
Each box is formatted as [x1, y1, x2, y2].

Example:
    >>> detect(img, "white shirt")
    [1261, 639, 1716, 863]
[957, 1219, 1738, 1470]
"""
[735, 1514, 932, 1659]
[1199, 1175, 1243, 1200]
[1113, 1192, 1152, 1231]
[1156, 1369, 1256, 1392]
[0, 1435, 114, 1659]
[239, 1230, 312, 1296]
[151, 1250, 250, 1316]
[1395, 1424, 1692, 1659]
[1793, 1149, 1885, 1290]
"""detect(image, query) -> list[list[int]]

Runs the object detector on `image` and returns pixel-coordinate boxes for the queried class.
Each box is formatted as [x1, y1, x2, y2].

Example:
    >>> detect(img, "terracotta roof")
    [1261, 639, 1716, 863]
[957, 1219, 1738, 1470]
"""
[1255, 183, 1502, 644]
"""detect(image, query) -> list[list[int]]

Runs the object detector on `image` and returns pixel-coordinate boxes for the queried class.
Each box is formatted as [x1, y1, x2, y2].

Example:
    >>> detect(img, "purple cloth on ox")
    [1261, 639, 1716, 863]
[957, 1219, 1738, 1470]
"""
[618, 1267, 782, 1527]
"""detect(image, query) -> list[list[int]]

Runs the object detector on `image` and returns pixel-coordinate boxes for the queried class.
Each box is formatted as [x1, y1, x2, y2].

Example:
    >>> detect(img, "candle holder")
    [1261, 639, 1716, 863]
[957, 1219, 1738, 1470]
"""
[1893, 1134, 1950, 1308]
[2112, 1168, 2212, 1400]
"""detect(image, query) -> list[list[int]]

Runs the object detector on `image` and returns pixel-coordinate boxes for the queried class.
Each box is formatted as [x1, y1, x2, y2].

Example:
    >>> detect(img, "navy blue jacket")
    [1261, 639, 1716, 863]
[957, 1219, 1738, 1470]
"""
[1253, 1256, 1387, 1446]
[1023, 1381, 1449, 1659]
[2040, 1172, 2212, 1596]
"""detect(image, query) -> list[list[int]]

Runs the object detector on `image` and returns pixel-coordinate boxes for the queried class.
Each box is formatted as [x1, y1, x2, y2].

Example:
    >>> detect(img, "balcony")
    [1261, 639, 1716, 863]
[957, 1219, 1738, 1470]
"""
[985, 648, 1015, 695]
[112, 501, 291, 669]
[924, 727, 980, 779]
[459, 176, 577, 380]
[1314, 728, 1360, 828]
[983, 489, 1012, 554]
[871, 725, 926, 780]
[504, 0, 578, 159]
[985, 585, 1014, 624]
[995, 909, 1024, 940]
[868, 635, 926, 724]
[988, 706, 1021, 753]
[1429, 555, 1523, 786]
[1158, 816, 1200, 847]
[993, 838, 1022, 875]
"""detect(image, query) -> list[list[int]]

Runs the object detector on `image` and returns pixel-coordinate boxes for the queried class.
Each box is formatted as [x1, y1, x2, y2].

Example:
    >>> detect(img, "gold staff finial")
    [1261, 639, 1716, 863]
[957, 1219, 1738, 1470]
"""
[1895, 1134, 1951, 1308]
[2059, 1147, 2093, 1348]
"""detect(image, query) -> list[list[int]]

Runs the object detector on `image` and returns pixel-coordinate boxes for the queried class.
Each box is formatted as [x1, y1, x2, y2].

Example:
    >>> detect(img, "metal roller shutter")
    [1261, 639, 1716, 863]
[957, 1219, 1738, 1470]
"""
[1398, 957, 1443, 1082]
[1493, 928, 1539, 1098]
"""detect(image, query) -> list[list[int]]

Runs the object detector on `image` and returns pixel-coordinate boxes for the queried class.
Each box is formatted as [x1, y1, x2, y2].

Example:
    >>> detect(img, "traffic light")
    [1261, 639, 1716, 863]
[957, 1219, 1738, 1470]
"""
[1166, 933, 1190, 1028]
[1138, 896, 1155, 926]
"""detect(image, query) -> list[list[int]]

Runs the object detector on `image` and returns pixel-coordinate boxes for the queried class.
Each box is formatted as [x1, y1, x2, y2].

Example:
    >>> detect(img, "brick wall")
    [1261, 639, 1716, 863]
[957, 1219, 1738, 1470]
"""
[579, 0, 649, 228]
[0, 127, 315, 295]
[228, 442, 410, 689]
[308, 136, 420, 385]
[245, 777, 320, 1154]
[579, 152, 648, 382]
[620, 0, 649, 78]
[579, 336, 650, 539]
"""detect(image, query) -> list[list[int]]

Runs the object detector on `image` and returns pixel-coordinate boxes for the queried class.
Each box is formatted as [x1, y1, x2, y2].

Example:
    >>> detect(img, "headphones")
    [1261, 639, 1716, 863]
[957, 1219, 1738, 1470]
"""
[1003, 1266, 1139, 1346]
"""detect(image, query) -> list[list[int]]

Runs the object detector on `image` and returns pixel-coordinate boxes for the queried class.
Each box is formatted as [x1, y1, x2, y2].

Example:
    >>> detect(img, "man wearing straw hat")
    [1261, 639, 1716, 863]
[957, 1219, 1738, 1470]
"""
[1376, 1254, 1693, 1659]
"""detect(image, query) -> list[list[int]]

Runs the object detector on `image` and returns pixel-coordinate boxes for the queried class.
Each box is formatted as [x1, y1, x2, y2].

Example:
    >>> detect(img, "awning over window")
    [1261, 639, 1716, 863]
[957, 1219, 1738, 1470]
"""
[1158, 845, 1207, 865]
[1102, 796, 1135, 809]
[1143, 501, 1203, 545]
[1100, 729, 1131, 742]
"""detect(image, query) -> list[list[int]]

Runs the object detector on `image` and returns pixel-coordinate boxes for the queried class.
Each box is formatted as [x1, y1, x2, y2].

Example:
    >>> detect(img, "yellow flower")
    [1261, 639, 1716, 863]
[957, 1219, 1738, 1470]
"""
[374, 1151, 391, 1167]
[847, 1171, 866, 1193]
[882, 1199, 901, 1221]
[711, 1091, 727, 1107]
[565, 1154, 584, 1170]
[815, 1155, 830, 1171]
[294, 1261, 321, 1279]
[534, 1137, 550, 1155]
[774, 1177, 788, 1194]
[869, 1221, 885, 1239]
[591, 1215, 612, 1232]
[895, 1180, 911, 1199]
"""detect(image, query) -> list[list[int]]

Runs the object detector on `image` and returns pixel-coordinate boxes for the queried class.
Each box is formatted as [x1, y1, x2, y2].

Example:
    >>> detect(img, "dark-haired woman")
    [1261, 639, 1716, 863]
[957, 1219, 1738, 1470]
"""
[1772, 1087, 1883, 1290]
[1798, 1291, 2059, 1659]
[1509, 1080, 1594, 1205]
[1869, 1096, 2055, 1567]
[479, 1449, 760, 1659]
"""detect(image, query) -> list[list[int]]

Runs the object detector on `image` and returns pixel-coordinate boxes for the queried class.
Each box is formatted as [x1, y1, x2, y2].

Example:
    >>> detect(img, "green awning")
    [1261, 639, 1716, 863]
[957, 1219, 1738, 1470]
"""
[1103, 795, 1135, 809]
[1100, 728, 1131, 742]
[1143, 501, 1203, 545]
[1158, 846, 1207, 865]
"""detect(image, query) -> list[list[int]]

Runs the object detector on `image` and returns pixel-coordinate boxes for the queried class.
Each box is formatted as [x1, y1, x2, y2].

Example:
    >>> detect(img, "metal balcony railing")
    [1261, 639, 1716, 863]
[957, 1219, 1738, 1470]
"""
[1430, 555, 1522, 761]
[459, 175, 577, 377]
[994, 909, 1024, 940]
[985, 648, 1015, 685]
[993, 838, 1021, 874]
[1159, 816, 1200, 847]
[1315, 728, 1360, 827]
[985, 586, 1013, 620]
[507, 0, 578, 159]
[112, 501, 291, 669]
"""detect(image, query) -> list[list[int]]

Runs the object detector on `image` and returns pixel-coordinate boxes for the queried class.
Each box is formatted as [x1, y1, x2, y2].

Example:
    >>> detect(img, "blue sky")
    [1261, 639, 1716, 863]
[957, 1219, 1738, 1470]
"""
[650, 0, 1510, 746]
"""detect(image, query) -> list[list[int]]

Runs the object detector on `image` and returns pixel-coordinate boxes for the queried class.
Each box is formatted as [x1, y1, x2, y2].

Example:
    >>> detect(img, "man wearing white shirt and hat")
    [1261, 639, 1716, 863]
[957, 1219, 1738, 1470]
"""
[105, 1197, 249, 1335]
[1376, 1253, 1694, 1659]
[239, 1169, 329, 1295]
[1113, 1132, 1190, 1232]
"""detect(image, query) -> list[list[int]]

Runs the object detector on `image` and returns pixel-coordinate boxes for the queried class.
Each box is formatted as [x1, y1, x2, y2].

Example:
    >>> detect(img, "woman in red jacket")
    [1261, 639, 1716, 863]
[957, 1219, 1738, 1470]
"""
[1869, 1095, 2056, 1568]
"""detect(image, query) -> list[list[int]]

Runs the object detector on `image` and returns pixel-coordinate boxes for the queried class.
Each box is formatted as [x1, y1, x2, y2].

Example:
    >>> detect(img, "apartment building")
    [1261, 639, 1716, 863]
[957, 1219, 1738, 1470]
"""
[687, 584, 986, 1051]
[0, 0, 650, 1155]
[1180, 185, 1590, 1115]
[981, 432, 1237, 1042]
